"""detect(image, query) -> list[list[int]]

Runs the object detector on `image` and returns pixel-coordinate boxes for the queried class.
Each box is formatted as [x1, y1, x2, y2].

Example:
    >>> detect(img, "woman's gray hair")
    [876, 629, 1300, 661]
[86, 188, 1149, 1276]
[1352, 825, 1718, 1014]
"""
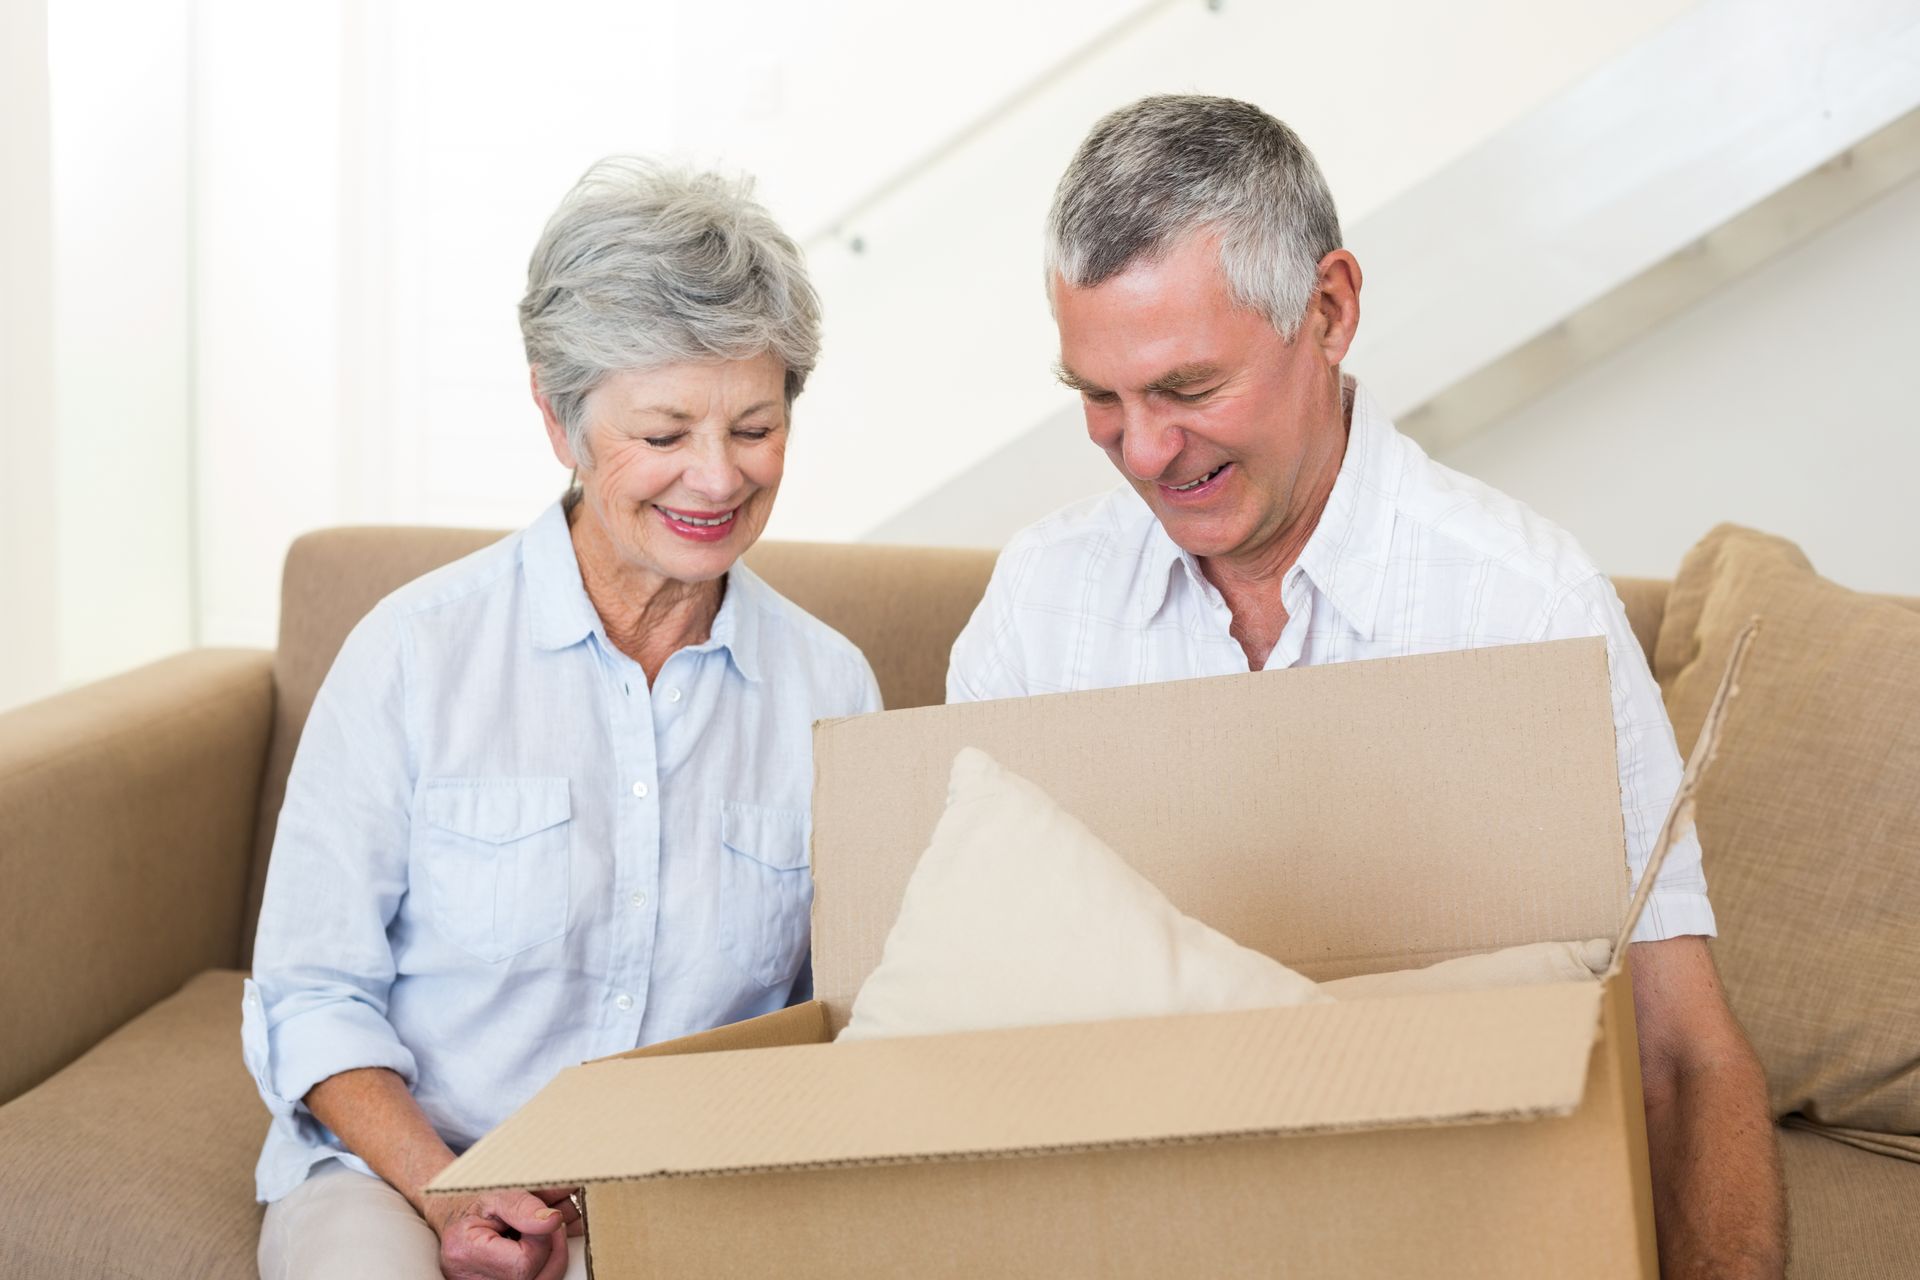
[1046, 95, 1342, 340]
[519, 157, 822, 463]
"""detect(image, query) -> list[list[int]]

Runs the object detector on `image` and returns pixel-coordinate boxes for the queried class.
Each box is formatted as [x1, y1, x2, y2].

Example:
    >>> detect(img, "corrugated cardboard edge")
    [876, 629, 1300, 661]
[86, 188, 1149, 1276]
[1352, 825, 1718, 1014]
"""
[587, 1001, 829, 1064]
[1605, 618, 1759, 977]
[429, 981, 1608, 1195]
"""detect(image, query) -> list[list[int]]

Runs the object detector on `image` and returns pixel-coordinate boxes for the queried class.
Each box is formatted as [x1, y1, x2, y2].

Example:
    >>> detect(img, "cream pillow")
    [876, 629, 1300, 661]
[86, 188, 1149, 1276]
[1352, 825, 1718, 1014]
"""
[1322, 939, 1611, 1001]
[838, 748, 1329, 1042]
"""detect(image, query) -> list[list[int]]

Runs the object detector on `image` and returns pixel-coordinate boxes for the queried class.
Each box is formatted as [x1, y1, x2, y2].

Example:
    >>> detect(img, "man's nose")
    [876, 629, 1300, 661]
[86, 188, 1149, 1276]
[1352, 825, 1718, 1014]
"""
[1118, 407, 1183, 484]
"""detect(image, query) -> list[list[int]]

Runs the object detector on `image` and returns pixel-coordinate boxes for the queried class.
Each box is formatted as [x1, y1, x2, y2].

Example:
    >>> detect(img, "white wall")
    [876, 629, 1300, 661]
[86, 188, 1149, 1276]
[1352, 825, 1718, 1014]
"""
[1, 0, 192, 711]
[188, 0, 1157, 647]
[1, 0, 59, 711]
[789, 0, 1694, 544]
[48, 0, 194, 680]
[192, 3, 348, 648]
[1439, 170, 1920, 595]
[186, 0, 1691, 648]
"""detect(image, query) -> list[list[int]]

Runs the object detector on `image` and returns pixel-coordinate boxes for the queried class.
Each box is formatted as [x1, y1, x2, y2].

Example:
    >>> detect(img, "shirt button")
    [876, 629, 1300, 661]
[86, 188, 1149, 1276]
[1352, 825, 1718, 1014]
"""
[629, 890, 648, 909]
[614, 993, 634, 1012]
[631, 781, 649, 798]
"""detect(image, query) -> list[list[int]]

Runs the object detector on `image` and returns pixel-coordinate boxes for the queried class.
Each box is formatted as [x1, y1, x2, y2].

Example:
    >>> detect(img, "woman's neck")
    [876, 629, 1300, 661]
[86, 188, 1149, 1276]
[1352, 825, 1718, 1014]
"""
[567, 499, 724, 684]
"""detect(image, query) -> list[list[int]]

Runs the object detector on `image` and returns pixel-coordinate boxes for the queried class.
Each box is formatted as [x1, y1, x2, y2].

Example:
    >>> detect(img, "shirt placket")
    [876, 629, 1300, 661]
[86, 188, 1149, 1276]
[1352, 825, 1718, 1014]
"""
[600, 639, 663, 1047]
[1267, 571, 1316, 670]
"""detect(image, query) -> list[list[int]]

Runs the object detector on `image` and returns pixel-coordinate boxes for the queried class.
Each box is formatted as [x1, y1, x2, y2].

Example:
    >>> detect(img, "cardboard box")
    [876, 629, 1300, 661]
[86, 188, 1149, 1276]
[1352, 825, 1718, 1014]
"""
[432, 636, 1658, 1278]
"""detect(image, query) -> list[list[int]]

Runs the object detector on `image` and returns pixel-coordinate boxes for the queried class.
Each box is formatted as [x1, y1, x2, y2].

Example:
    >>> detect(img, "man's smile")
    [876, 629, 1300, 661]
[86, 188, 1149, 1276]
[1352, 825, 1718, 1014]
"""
[1158, 462, 1231, 501]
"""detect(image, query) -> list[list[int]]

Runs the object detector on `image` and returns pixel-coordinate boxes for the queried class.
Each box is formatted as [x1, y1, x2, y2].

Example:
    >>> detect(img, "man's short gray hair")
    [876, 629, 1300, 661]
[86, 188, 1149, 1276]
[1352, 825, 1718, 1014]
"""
[519, 157, 822, 463]
[1046, 95, 1342, 339]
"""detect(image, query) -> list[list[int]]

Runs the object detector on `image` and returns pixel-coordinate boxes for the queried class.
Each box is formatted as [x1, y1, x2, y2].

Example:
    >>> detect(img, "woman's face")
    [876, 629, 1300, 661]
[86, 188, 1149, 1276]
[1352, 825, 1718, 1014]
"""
[544, 354, 789, 586]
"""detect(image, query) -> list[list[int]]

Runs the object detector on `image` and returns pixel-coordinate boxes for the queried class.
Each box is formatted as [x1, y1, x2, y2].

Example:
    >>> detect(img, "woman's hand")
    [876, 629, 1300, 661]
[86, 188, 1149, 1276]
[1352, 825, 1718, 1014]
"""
[427, 1185, 583, 1280]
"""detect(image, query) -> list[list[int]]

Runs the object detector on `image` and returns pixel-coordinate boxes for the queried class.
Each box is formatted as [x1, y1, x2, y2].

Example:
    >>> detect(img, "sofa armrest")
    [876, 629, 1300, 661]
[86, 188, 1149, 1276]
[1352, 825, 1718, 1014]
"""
[0, 649, 273, 1105]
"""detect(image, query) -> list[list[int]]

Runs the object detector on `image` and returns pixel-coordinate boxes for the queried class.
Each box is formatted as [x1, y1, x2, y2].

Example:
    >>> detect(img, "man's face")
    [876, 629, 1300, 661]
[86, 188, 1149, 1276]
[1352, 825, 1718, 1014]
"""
[1052, 232, 1353, 565]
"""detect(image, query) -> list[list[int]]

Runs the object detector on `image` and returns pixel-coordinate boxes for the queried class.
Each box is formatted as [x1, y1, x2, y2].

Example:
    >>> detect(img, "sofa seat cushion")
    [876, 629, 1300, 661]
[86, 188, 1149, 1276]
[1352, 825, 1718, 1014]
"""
[0, 969, 264, 1279]
[1781, 1124, 1920, 1278]
[1656, 525, 1920, 1144]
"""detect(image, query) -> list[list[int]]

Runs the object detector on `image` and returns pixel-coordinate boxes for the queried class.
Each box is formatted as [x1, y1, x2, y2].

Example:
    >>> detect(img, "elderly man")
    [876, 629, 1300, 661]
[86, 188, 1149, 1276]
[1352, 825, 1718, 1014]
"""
[948, 96, 1784, 1277]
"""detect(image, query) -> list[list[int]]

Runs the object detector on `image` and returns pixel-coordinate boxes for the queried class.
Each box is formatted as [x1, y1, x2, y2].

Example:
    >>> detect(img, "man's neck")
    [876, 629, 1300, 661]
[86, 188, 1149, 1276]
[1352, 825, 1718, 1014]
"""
[1200, 384, 1353, 669]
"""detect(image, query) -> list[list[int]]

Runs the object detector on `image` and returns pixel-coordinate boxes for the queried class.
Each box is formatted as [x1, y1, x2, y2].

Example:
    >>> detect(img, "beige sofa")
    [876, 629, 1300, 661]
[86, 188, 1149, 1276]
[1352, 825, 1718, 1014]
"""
[0, 525, 1913, 1278]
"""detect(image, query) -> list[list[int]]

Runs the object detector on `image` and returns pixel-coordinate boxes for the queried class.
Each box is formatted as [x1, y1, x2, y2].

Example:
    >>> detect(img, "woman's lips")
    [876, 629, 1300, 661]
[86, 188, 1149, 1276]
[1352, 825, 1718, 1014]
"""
[656, 505, 738, 542]
[1158, 462, 1230, 505]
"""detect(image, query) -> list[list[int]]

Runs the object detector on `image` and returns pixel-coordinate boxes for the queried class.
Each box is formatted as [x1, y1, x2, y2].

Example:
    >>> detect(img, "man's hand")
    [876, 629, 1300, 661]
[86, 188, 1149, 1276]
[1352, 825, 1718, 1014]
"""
[1631, 936, 1786, 1278]
[426, 1186, 582, 1280]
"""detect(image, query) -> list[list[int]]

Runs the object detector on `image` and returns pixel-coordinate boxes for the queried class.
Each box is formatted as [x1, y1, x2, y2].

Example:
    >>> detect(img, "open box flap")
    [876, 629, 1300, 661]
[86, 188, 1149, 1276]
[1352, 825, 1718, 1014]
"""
[810, 637, 1630, 1030]
[588, 1001, 829, 1064]
[430, 979, 1606, 1193]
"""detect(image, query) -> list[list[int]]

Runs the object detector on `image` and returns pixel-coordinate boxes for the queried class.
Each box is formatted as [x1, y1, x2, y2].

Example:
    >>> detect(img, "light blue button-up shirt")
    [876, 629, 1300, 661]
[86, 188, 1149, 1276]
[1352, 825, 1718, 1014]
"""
[241, 499, 881, 1202]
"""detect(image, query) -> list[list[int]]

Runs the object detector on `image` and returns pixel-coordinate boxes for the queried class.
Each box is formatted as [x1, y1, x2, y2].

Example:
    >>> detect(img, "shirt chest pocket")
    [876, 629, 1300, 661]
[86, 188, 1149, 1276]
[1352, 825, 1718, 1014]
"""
[718, 801, 812, 990]
[415, 777, 571, 964]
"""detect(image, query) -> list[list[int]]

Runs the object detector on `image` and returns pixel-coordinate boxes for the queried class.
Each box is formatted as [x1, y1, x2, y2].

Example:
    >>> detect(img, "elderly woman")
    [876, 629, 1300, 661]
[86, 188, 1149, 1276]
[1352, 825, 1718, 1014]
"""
[243, 160, 880, 1280]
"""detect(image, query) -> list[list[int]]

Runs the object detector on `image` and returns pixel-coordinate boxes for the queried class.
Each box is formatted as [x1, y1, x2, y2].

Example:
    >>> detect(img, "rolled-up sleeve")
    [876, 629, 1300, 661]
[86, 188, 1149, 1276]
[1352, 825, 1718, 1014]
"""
[1543, 576, 1718, 943]
[244, 602, 420, 1114]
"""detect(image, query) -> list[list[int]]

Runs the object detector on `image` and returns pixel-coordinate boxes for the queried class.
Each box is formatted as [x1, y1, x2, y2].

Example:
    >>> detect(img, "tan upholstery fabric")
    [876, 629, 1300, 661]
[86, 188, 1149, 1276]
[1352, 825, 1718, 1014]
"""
[243, 527, 996, 958]
[743, 540, 994, 712]
[0, 970, 266, 1280]
[1656, 525, 1920, 1145]
[0, 650, 273, 1105]
[1610, 576, 1669, 665]
[1780, 1124, 1920, 1279]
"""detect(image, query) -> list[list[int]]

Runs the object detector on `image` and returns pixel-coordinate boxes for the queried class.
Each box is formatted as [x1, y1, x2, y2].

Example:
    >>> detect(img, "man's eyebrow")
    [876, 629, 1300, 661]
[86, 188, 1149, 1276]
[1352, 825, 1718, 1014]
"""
[1053, 362, 1104, 394]
[1144, 363, 1222, 393]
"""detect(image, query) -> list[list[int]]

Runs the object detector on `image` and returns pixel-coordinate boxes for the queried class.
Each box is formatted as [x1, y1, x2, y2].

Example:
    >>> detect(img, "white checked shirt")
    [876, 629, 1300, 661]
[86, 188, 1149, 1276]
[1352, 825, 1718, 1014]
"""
[948, 378, 1715, 944]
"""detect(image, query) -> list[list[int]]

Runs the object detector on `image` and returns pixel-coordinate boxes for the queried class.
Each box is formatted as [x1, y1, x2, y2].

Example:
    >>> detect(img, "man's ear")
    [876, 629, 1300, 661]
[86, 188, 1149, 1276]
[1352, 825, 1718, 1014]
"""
[531, 368, 581, 471]
[1309, 249, 1362, 367]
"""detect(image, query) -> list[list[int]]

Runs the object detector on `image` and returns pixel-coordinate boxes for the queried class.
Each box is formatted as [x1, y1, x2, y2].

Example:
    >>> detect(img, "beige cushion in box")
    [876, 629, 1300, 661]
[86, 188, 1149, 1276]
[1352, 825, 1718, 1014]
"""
[1656, 525, 1920, 1156]
[840, 749, 1615, 1042]
[0, 970, 264, 1279]
[839, 748, 1329, 1041]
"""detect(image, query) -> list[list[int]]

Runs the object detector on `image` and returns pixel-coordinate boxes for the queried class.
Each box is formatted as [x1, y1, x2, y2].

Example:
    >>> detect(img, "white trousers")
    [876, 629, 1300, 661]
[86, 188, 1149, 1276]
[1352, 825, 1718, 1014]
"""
[258, 1161, 587, 1280]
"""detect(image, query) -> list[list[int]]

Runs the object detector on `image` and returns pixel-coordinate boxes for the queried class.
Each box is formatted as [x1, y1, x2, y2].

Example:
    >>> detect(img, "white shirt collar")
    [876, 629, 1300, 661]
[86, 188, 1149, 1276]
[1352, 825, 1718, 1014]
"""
[1130, 376, 1401, 642]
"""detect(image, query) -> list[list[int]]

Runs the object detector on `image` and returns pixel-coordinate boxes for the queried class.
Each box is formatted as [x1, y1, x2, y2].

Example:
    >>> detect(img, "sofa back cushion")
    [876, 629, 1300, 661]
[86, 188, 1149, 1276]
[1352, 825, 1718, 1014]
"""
[1655, 524, 1920, 1147]
[243, 526, 995, 962]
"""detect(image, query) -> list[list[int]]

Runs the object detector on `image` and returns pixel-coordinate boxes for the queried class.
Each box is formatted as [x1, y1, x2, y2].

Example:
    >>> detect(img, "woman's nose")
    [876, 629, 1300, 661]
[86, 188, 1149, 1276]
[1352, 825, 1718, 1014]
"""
[682, 446, 744, 501]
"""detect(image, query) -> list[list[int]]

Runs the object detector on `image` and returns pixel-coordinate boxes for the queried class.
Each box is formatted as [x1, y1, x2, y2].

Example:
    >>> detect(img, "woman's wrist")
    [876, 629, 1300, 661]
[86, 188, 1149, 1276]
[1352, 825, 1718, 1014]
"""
[402, 1147, 461, 1226]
